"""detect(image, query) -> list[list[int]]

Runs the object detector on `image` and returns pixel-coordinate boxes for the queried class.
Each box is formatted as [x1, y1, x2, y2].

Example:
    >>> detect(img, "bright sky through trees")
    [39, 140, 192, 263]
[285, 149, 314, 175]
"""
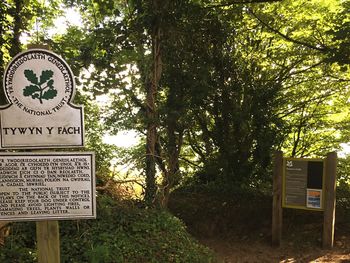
[28, 7, 140, 149]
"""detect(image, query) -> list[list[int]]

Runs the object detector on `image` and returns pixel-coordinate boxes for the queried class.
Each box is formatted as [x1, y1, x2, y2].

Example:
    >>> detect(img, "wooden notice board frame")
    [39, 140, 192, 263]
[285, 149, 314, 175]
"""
[272, 152, 337, 249]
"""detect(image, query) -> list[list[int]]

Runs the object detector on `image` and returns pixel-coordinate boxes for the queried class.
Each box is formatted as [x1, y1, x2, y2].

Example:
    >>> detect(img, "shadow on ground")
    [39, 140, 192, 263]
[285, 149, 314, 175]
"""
[169, 188, 350, 263]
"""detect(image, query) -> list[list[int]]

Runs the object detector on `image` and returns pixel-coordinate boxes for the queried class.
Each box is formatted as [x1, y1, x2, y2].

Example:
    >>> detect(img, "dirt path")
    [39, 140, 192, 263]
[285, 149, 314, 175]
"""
[201, 238, 350, 263]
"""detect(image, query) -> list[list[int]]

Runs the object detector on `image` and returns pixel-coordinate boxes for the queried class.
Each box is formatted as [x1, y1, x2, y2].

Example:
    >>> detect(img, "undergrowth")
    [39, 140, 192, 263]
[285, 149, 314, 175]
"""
[0, 195, 215, 263]
[169, 180, 350, 245]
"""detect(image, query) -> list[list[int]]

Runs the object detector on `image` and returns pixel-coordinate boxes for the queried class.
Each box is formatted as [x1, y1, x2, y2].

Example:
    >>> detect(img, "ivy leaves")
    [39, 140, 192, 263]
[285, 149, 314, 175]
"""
[23, 69, 57, 104]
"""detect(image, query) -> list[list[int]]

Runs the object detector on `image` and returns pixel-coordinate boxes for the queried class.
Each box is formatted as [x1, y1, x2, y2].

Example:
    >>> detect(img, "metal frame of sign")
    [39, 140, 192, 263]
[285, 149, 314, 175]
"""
[282, 157, 325, 211]
[0, 152, 96, 221]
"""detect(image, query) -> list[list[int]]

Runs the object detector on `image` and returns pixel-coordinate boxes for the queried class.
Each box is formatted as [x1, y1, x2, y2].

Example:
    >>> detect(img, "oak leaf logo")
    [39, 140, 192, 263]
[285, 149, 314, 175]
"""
[23, 69, 57, 104]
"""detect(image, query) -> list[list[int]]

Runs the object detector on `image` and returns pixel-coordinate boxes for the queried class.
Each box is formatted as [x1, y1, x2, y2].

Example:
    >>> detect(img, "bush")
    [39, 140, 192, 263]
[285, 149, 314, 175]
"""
[0, 195, 215, 263]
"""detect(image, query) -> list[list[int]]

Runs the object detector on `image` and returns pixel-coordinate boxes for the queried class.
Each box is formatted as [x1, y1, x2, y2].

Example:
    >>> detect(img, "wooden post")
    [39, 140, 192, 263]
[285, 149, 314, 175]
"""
[37, 221, 60, 263]
[27, 46, 60, 262]
[323, 152, 337, 249]
[272, 151, 283, 247]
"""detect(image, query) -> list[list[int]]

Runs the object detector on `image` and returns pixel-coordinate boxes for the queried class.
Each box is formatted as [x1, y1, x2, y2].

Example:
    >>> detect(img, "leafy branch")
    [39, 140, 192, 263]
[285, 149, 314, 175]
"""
[205, 0, 282, 8]
[247, 8, 331, 52]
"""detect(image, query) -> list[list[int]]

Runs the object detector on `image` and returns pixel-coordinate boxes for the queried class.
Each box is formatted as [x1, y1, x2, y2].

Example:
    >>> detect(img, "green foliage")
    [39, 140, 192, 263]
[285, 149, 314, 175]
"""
[0, 0, 63, 104]
[4, 0, 350, 197]
[46, 0, 350, 193]
[337, 156, 350, 191]
[0, 220, 37, 263]
[73, 91, 117, 176]
[336, 166, 350, 220]
[0, 196, 215, 263]
[326, 0, 350, 64]
[169, 181, 273, 240]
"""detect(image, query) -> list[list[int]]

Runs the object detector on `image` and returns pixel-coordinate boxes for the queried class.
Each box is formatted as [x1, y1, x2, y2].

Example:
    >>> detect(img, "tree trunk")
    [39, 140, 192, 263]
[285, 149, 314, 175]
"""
[160, 112, 183, 207]
[9, 0, 23, 57]
[144, 0, 163, 205]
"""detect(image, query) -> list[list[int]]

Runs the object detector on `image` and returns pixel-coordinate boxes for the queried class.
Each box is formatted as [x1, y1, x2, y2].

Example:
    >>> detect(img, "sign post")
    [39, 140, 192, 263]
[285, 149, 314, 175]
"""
[0, 48, 95, 263]
[272, 152, 337, 248]
[323, 152, 337, 249]
[272, 151, 283, 247]
[36, 220, 60, 263]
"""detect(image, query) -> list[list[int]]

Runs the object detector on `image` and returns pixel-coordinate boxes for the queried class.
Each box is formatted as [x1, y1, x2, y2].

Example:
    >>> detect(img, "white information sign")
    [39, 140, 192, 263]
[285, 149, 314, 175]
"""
[1, 49, 84, 149]
[0, 152, 95, 221]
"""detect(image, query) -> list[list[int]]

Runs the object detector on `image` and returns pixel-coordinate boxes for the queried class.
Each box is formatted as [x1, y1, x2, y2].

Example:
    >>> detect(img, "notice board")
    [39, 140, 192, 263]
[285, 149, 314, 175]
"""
[0, 152, 95, 221]
[282, 158, 324, 210]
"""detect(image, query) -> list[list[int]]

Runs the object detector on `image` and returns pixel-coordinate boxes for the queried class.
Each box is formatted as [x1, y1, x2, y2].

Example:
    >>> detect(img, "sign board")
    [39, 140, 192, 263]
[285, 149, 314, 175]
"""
[282, 158, 324, 210]
[0, 152, 95, 221]
[0, 49, 84, 149]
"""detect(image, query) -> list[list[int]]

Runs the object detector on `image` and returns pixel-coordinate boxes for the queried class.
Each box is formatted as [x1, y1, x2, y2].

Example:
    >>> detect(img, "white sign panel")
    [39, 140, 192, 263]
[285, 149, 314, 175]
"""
[0, 152, 95, 221]
[1, 49, 84, 149]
